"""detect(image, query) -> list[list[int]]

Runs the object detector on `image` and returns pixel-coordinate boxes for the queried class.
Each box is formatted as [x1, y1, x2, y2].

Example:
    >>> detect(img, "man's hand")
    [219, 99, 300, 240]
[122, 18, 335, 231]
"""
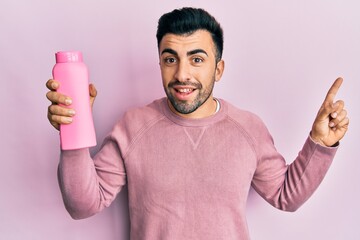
[46, 79, 97, 130]
[311, 77, 349, 147]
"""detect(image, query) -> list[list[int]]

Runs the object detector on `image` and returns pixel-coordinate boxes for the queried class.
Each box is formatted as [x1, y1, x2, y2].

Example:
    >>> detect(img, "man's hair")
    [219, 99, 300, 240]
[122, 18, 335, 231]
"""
[156, 7, 224, 62]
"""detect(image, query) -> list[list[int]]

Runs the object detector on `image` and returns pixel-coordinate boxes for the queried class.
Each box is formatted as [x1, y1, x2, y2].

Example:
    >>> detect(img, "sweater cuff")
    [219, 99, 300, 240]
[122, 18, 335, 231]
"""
[60, 148, 90, 161]
[306, 135, 339, 159]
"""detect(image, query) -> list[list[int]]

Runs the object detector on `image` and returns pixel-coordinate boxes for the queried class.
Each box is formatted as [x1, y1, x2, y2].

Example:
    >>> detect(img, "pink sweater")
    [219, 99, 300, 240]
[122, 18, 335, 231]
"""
[58, 98, 337, 239]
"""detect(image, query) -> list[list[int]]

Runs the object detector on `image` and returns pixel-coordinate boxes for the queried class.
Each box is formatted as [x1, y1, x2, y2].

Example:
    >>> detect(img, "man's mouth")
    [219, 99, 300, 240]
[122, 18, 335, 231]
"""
[168, 81, 201, 100]
[172, 86, 197, 100]
[176, 88, 195, 93]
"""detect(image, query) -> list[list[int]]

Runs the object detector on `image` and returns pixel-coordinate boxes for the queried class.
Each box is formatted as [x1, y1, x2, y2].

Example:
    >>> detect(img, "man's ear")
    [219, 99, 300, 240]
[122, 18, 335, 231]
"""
[215, 60, 225, 82]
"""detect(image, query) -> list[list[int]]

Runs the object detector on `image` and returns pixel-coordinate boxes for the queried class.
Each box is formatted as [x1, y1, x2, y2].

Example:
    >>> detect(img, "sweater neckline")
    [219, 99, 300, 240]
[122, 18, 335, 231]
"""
[159, 97, 227, 127]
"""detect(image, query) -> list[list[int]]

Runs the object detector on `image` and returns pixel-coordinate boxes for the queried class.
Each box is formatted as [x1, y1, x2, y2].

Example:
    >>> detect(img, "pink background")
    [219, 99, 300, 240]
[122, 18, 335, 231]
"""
[1, 1, 359, 239]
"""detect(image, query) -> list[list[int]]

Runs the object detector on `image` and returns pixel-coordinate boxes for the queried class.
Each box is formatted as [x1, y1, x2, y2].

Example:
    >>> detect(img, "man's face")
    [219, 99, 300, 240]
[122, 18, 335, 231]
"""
[159, 30, 224, 118]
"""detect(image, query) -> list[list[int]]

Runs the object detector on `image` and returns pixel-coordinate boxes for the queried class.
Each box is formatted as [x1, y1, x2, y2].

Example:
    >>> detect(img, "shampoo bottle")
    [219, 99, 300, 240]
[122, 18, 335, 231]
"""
[52, 51, 96, 150]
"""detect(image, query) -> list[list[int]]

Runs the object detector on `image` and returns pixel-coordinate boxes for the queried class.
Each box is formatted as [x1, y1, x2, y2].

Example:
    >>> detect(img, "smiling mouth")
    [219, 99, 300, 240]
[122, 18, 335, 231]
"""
[168, 81, 201, 99]
[176, 88, 195, 93]
[171, 86, 197, 101]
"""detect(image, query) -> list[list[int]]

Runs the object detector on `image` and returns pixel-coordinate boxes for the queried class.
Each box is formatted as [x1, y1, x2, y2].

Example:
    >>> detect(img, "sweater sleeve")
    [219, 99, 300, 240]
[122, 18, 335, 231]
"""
[251, 126, 338, 212]
[57, 101, 164, 219]
[58, 134, 126, 219]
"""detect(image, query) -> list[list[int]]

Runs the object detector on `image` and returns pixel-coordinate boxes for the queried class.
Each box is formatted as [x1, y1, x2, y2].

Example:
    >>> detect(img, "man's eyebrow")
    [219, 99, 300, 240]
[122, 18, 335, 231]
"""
[160, 48, 208, 56]
[187, 49, 208, 56]
[161, 48, 178, 56]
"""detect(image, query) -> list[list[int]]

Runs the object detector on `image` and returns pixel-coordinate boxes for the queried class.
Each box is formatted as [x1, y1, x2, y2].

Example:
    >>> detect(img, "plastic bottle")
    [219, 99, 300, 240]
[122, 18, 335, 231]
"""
[52, 51, 97, 150]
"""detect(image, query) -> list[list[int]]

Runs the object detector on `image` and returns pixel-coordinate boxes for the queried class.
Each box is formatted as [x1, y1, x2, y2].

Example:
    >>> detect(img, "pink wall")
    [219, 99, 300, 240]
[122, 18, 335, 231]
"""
[1, 1, 359, 239]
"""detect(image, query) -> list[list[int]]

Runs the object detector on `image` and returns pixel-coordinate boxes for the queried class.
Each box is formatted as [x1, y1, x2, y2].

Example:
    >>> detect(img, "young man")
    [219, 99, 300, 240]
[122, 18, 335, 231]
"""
[46, 7, 349, 240]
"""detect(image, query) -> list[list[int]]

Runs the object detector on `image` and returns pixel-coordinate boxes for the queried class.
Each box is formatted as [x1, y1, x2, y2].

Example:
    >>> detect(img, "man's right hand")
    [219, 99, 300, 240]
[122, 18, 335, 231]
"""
[46, 79, 97, 130]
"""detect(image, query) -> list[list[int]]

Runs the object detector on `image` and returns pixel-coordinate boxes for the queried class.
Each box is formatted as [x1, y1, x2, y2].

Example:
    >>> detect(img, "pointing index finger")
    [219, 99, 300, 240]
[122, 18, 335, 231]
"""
[324, 77, 343, 104]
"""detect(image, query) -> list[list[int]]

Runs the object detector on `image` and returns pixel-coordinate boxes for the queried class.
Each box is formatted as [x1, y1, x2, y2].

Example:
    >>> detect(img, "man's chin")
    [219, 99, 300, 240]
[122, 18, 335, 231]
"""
[173, 103, 198, 114]
[168, 98, 200, 115]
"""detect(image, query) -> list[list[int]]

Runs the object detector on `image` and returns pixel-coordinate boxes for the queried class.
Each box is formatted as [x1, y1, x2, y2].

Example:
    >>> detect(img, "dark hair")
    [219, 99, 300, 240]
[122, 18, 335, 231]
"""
[156, 7, 224, 61]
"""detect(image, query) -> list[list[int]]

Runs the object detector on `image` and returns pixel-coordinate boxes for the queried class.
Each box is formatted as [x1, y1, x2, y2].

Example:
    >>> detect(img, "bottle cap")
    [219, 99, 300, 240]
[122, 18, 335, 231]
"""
[55, 51, 83, 63]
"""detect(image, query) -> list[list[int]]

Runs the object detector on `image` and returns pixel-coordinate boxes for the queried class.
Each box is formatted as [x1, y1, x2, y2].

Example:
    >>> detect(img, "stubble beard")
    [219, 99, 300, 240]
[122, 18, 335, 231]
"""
[165, 77, 215, 115]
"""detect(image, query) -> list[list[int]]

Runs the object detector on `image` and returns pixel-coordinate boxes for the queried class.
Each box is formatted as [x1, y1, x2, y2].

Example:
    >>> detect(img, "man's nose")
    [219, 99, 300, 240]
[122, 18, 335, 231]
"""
[174, 61, 191, 82]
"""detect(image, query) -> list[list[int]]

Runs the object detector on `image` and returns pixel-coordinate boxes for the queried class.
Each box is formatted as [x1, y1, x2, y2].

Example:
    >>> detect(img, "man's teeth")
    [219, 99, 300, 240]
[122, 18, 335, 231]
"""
[177, 88, 193, 93]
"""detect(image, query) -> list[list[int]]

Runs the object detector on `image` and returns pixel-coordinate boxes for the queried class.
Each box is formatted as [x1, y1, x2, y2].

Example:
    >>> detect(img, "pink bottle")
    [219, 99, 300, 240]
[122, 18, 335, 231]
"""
[52, 51, 97, 150]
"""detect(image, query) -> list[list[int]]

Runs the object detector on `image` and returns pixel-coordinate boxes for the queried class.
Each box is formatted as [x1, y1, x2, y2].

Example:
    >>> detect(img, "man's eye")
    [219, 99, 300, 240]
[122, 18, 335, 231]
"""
[193, 57, 203, 63]
[165, 57, 176, 64]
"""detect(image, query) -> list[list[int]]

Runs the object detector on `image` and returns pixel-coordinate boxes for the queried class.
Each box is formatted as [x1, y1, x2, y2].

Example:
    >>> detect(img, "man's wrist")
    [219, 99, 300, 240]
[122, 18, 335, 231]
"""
[309, 132, 339, 148]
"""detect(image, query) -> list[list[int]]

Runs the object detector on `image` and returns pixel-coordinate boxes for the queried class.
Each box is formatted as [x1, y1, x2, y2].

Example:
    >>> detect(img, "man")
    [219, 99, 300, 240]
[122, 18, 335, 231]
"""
[46, 7, 349, 240]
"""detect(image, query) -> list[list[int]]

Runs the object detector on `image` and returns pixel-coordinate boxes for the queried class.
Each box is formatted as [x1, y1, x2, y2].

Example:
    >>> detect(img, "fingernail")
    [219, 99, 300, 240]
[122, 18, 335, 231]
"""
[64, 117, 73, 123]
[65, 98, 72, 105]
[68, 110, 76, 116]
[329, 122, 335, 127]
[333, 103, 339, 108]
[51, 82, 58, 89]
[331, 112, 338, 118]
